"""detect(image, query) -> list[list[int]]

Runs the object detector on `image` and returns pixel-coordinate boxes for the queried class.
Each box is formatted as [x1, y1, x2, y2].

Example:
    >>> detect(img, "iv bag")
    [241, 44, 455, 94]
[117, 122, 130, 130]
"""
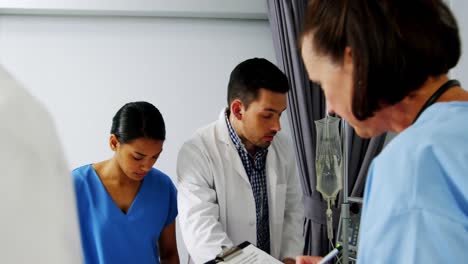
[315, 115, 343, 201]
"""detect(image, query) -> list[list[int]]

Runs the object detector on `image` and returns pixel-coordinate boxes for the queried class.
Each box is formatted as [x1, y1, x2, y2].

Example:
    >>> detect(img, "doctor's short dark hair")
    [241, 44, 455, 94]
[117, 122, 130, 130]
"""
[227, 58, 290, 108]
[302, 0, 460, 120]
[111, 101, 166, 144]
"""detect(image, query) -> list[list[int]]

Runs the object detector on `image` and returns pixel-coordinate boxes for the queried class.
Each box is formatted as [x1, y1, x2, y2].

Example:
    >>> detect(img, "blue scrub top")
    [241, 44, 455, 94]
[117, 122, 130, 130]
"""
[72, 164, 178, 264]
[358, 102, 468, 263]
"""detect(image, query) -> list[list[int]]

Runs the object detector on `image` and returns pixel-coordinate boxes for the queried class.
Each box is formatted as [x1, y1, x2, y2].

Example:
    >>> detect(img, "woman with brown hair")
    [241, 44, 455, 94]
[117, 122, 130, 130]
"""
[298, 0, 468, 263]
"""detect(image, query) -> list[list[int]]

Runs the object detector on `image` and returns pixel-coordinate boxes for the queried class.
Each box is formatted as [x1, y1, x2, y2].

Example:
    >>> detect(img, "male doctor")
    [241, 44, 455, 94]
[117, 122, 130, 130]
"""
[177, 58, 304, 264]
[0, 66, 82, 263]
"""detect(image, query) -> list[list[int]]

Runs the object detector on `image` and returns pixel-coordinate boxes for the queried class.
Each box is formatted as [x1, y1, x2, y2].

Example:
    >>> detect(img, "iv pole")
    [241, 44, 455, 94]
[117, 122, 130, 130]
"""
[341, 119, 350, 264]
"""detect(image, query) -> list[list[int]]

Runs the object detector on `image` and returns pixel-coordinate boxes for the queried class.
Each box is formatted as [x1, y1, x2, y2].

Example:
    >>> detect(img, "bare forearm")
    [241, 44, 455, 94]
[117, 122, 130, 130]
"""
[158, 221, 179, 264]
[283, 257, 296, 264]
[160, 253, 179, 264]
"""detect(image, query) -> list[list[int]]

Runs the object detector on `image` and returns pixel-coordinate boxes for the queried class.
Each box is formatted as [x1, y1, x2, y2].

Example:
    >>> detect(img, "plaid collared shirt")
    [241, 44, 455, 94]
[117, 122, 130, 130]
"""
[225, 111, 270, 253]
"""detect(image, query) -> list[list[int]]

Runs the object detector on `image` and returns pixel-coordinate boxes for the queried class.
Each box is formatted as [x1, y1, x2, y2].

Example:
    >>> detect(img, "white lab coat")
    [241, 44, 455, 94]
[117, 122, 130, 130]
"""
[177, 111, 304, 264]
[0, 66, 82, 263]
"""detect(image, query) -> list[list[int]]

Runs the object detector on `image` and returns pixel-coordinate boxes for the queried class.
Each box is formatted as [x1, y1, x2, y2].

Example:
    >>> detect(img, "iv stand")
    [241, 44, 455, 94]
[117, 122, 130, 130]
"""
[341, 119, 350, 264]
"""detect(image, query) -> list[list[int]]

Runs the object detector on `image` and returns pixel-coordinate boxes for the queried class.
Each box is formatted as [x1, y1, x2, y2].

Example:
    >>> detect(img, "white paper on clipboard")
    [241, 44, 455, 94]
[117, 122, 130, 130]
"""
[220, 244, 283, 264]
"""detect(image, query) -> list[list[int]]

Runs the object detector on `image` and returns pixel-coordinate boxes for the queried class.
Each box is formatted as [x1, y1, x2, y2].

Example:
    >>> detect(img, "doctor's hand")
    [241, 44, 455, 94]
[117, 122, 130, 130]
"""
[296, 255, 322, 264]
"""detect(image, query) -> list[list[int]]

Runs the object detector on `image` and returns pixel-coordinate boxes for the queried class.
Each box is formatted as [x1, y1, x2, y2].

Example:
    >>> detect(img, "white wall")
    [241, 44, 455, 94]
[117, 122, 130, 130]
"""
[0, 0, 267, 19]
[0, 14, 280, 173]
[448, 0, 468, 87]
[0, 14, 288, 263]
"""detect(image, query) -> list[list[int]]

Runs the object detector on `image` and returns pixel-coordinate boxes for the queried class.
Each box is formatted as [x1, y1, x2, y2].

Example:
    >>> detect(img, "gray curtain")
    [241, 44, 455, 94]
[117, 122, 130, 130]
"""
[345, 127, 387, 197]
[266, 0, 387, 257]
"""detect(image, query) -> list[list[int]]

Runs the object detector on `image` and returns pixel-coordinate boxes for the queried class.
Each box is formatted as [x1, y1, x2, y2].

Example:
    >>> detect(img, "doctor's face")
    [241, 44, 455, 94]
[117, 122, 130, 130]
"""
[300, 33, 388, 138]
[234, 88, 286, 150]
[111, 135, 164, 181]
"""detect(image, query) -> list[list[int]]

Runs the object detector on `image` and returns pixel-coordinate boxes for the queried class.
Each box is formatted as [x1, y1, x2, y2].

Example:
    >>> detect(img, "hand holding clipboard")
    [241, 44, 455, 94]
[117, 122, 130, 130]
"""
[204, 241, 283, 264]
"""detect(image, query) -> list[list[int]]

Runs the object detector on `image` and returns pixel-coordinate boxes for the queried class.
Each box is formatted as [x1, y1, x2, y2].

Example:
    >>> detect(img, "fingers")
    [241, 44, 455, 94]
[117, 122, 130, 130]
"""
[296, 256, 323, 264]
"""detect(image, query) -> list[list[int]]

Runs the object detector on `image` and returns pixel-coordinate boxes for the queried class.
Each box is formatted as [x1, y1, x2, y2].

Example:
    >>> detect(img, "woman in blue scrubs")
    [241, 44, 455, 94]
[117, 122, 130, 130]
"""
[72, 101, 179, 263]
[297, 1, 468, 264]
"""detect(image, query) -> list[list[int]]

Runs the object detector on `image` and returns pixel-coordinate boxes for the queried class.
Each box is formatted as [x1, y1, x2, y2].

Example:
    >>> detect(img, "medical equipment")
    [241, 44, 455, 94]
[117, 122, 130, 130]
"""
[317, 244, 343, 264]
[337, 198, 363, 262]
[316, 116, 359, 264]
[315, 115, 343, 241]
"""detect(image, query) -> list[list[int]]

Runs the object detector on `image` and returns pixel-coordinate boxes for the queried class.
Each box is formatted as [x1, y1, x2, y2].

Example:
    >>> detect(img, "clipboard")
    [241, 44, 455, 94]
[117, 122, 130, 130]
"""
[204, 241, 282, 264]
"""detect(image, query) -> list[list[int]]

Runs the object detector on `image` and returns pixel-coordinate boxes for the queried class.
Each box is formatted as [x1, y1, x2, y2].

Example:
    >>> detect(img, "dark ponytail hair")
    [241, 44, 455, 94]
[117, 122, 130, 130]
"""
[111, 101, 165, 144]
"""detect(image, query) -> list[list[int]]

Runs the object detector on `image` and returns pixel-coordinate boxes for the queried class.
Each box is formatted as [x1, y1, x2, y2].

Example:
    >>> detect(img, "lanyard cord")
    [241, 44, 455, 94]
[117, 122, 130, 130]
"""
[412, 79, 460, 124]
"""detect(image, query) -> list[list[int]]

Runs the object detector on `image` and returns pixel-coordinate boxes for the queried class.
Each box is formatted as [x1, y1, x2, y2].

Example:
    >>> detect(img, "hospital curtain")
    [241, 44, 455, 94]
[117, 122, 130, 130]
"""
[266, 0, 387, 257]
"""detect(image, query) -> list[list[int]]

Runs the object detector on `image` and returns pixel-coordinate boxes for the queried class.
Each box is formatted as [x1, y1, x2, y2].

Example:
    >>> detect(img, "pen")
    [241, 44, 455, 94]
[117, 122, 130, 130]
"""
[317, 244, 343, 264]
